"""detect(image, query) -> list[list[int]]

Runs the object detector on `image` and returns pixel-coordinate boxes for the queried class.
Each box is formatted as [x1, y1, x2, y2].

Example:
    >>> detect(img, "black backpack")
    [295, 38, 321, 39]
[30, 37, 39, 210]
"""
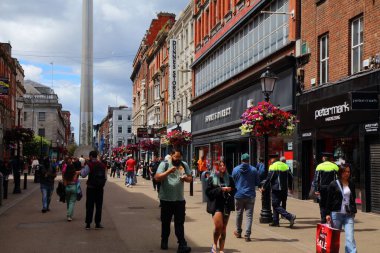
[88, 161, 107, 188]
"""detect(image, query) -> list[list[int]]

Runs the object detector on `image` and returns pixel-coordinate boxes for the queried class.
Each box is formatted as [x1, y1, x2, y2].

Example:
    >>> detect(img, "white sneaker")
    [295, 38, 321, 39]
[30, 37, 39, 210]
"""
[67, 217, 72, 221]
[126, 184, 130, 187]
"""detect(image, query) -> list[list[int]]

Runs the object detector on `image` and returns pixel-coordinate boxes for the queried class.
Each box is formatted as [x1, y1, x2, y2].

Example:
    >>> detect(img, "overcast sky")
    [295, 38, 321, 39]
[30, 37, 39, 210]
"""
[0, 0, 189, 143]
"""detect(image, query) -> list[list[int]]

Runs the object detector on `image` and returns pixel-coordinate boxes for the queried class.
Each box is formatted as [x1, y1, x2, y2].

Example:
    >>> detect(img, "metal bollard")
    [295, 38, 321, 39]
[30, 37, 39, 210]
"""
[0, 173, 3, 206]
[24, 172, 28, 189]
[3, 177, 8, 199]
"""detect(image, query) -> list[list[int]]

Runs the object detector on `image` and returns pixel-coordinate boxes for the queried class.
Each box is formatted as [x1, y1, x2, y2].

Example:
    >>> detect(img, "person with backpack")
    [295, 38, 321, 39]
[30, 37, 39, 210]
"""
[80, 150, 107, 230]
[154, 149, 192, 253]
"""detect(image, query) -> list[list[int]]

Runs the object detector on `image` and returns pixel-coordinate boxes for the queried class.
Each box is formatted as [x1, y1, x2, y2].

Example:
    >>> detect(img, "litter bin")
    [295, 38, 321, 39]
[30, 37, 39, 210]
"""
[201, 170, 211, 203]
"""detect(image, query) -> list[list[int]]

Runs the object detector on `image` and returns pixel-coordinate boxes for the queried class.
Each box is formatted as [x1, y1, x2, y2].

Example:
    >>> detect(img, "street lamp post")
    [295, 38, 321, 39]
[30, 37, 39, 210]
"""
[13, 97, 24, 194]
[259, 66, 277, 224]
[56, 139, 60, 161]
[173, 111, 193, 196]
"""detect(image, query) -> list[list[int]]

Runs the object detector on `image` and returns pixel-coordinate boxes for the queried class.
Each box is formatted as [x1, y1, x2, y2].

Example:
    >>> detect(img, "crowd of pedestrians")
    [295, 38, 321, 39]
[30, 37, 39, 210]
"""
[0, 148, 359, 253]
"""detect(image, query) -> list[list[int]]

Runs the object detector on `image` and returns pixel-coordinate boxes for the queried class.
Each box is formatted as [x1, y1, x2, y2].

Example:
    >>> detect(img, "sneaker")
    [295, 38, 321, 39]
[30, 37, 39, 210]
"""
[95, 224, 104, 230]
[67, 217, 72, 222]
[244, 235, 251, 242]
[233, 231, 242, 238]
[126, 184, 130, 187]
[269, 222, 280, 227]
[85, 224, 91, 230]
[289, 215, 296, 228]
[160, 240, 168, 250]
[41, 209, 47, 213]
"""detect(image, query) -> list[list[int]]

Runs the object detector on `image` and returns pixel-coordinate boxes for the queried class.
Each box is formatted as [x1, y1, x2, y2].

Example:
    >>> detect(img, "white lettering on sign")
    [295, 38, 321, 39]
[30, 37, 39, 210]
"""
[314, 102, 350, 120]
[302, 132, 312, 137]
[205, 107, 232, 123]
[169, 39, 177, 102]
[365, 123, 379, 132]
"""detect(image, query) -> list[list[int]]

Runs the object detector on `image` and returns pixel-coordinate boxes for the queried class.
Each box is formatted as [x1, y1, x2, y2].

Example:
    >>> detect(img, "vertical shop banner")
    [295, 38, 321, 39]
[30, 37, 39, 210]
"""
[169, 39, 177, 102]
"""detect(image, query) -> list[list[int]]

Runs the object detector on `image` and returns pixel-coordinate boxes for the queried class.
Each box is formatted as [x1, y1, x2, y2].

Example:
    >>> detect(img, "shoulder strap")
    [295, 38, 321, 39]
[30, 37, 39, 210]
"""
[164, 162, 169, 171]
[336, 180, 344, 197]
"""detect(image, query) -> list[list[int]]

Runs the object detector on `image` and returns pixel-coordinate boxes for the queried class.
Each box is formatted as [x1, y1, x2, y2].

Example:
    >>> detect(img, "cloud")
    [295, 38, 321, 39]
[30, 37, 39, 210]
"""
[22, 65, 44, 82]
[0, 0, 190, 142]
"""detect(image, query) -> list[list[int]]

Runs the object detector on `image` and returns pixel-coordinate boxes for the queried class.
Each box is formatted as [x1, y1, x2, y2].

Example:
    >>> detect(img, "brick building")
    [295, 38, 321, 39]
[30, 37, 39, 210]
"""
[297, 0, 380, 212]
[190, 0, 300, 175]
[0, 43, 23, 159]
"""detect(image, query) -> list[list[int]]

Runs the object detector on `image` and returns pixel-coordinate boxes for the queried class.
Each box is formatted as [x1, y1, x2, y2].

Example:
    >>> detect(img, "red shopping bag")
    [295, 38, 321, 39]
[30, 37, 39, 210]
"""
[316, 223, 340, 253]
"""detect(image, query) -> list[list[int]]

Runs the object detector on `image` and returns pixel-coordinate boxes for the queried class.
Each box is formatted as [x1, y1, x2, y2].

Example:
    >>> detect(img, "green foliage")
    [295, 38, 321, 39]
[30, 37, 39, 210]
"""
[23, 135, 50, 157]
[67, 143, 78, 157]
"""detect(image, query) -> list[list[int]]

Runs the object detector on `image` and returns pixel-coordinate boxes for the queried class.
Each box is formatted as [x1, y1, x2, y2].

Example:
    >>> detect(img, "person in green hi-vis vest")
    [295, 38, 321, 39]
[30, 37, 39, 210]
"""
[314, 154, 339, 223]
[261, 157, 296, 228]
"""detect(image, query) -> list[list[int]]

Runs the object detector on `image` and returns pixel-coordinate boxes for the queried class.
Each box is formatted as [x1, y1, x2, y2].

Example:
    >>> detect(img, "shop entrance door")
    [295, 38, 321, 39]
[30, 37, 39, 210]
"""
[302, 140, 314, 199]
[370, 142, 380, 213]
[224, 141, 249, 174]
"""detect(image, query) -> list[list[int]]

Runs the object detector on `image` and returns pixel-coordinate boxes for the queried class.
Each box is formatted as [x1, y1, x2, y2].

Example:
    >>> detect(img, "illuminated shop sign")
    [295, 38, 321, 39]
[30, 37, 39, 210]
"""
[314, 102, 350, 121]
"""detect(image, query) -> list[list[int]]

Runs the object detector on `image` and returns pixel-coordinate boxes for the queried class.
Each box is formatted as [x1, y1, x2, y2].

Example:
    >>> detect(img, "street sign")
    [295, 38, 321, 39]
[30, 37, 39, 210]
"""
[137, 128, 154, 138]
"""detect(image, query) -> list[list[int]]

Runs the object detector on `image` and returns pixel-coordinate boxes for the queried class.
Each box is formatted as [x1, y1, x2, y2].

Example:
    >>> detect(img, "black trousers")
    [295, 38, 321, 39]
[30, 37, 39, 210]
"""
[160, 200, 186, 245]
[319, 189, 328, 223]
[86, 187, 104, 225]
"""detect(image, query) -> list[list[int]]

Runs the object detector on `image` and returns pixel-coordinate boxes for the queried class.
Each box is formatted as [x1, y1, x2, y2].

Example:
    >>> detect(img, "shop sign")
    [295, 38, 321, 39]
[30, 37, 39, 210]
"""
[205, 107, 232, 123]
[351, 92, 378, 110]
[169, 39, 177, 102]
[0, 78, 9, 96]
[314, 102, 350, 121]
[364, 122, 379, 134]
[302, 132, 312, 138]
[137, 128, 154, 138]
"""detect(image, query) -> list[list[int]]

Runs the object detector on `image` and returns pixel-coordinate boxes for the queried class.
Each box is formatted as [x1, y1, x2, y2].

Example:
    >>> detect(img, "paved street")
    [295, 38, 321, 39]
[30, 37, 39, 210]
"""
[1, 175, 379, 253]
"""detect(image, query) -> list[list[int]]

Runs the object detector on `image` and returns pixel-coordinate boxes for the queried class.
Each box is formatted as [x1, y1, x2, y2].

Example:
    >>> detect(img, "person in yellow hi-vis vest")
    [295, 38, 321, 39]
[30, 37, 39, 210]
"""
[314, 154, 339, 223]
[261, 157, 296, 227]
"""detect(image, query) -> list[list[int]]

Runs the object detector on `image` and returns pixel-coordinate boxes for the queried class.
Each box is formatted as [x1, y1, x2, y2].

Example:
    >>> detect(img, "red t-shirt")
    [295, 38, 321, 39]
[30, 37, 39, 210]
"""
[126, 159, 136, 172]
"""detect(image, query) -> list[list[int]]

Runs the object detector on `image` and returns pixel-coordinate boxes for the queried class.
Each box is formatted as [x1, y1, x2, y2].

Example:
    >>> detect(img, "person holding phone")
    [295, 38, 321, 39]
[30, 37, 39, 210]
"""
[154, 149, 192, 253]
[206, 161, 236, 253]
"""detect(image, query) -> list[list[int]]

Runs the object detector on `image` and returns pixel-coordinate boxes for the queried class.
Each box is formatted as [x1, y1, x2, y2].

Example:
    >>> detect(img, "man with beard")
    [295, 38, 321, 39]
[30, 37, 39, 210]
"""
[154, 149, 192, 253]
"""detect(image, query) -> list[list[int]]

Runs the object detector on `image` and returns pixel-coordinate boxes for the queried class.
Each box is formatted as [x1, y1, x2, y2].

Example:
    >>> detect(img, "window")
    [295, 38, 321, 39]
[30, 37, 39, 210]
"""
[38, 128, 45, 137]
[118, 126, 122, 133]
[118, 140, 123, 147]
[128, 127, 131, 133]
[38, 112, 45, 121]
[320, 34, 329, 84]
[118, 115, 122, 120]
[351, 16, 363, 74]
[128, 115, 131, 120]
[24, 112, 27, 121]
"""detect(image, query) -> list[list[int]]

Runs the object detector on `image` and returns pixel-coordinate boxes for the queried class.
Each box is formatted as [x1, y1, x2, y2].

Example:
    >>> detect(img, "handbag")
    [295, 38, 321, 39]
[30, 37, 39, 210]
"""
[316, 223, 340, 253]
[76, 182, 83, 201]
[206, 198, 216, 214]
[56, 181, 66, 203]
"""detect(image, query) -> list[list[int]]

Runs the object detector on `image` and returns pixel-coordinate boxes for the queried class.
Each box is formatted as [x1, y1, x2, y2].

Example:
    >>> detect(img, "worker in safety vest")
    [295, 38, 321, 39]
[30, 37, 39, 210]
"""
[314, 155, 339, 223]
[261, 157, 296, 228]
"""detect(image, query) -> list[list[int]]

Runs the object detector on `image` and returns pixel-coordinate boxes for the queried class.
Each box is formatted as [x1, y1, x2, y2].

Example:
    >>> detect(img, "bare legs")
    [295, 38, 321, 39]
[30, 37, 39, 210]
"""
[213, 212, 230, 253]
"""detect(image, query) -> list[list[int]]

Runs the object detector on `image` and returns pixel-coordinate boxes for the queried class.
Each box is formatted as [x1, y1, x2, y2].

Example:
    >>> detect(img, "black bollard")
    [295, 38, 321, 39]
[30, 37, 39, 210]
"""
[3, 178, 8, 199]
[24, 172, 28, 189]
[190, 177, 193, 196]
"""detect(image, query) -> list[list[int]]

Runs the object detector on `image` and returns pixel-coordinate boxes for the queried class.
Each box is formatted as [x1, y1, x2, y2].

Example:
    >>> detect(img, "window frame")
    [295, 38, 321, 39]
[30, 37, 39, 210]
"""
[38, 112, 45, 121]
[319, 34, 329, 84]
[351, 16, 364, 74]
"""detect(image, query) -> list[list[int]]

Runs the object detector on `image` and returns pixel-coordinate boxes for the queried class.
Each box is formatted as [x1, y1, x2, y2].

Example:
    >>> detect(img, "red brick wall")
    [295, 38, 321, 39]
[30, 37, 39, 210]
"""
[301, 0, 380, 90]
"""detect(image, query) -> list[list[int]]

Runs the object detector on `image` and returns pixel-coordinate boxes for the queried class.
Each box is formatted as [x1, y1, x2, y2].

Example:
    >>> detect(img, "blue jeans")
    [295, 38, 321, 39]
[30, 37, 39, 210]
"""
[40, 184, 54, 210]
[126, 171, 134, 185]
[235, 197, 255, 236]
[331, 212, 357, 253]
[272, 190, 293, 223]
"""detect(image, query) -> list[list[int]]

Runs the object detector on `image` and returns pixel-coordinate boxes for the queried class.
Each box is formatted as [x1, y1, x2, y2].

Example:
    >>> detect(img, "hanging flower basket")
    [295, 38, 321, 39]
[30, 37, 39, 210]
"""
[162, 130, 192, 147]
[240, 101, 297, 137]
[139, 140, 160, 152]
[4, 127, 34, 145]
[125, 144, 138, 154]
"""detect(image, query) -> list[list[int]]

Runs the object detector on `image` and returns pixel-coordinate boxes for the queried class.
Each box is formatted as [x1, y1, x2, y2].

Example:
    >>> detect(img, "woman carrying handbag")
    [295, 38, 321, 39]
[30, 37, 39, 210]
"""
[206, 161, 236, 253]
[326, 164, 357, 253]
[63, 162, 80, 221]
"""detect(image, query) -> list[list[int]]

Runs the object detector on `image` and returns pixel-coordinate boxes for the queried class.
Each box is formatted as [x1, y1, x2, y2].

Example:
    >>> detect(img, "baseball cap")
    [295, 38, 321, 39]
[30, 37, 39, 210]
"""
[241, 153, 250, 161]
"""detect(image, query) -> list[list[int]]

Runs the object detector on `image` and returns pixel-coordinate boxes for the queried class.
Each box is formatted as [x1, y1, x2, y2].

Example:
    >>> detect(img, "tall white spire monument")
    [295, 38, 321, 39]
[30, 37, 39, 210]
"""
[79, 0, 93, 147]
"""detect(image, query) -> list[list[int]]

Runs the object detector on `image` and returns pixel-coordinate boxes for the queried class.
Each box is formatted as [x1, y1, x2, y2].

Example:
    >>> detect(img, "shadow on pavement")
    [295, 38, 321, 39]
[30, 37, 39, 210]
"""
[252, 238, 300, 243]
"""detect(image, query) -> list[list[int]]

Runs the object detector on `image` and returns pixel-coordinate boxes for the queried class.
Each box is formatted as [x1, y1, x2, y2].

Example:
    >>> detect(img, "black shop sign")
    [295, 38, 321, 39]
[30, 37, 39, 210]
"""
[300, 93, 378, 130]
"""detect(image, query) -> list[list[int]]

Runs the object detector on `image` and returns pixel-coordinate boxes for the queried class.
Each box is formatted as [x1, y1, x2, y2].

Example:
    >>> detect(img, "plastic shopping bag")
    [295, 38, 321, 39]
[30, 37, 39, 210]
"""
[316, 223, 340, 253]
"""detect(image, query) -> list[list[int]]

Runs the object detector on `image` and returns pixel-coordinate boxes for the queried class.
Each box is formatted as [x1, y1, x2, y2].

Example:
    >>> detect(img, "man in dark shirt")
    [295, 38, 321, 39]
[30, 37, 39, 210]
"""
[39, 157, 57, 213]
[149, 155, 161, 192]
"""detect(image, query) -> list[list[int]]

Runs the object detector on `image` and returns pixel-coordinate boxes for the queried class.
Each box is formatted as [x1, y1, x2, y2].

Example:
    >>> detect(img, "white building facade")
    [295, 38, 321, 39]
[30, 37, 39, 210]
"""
[108, 106, 133, 148]
[166, 1, 194, 133]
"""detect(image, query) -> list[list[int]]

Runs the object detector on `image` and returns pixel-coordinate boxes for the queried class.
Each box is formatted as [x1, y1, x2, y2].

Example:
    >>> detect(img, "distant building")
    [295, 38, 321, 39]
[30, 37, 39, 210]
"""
[23, 80, 71, 157]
